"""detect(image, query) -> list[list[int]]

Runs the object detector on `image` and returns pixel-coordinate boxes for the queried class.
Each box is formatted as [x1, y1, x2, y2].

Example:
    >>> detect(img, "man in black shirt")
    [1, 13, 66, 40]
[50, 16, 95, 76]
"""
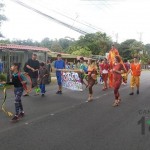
[25, 54, 40, 95]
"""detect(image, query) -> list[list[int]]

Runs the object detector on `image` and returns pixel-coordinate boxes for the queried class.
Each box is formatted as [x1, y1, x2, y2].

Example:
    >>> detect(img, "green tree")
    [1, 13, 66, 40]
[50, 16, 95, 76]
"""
[58, 38, 74, 52]
[41, 37, 52, 49]
[0, 39, 11, 44]
[70, 32, 112, 55]
[51, 40, 63, 52]
[72, 47, 92, 57]
[129, 41, 145, 57]
[145, 44, 150, 55]
[119, 39, 137, 60]
[12, 39, 35, 46]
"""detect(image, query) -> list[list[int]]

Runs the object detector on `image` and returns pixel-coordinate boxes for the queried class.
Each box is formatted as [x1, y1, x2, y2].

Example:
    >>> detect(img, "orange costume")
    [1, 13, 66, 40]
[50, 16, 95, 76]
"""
[130, 63, 141, 88]
[108, 47, 119, 88]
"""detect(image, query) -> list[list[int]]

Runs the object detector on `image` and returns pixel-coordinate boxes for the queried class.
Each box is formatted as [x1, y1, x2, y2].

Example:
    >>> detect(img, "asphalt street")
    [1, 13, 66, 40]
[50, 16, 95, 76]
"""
[0, 71, 150, 150]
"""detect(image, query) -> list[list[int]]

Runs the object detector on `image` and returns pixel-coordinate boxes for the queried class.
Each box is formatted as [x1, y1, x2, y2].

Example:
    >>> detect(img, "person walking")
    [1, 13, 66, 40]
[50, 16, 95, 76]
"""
[24, 54, 40, 96]
[54, 54, 65, 94]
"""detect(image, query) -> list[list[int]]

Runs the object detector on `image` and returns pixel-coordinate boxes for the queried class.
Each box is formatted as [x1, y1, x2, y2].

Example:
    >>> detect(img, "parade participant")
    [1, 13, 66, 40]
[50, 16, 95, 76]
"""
[87, 59, 98, 102]
[38, 62, 48, 97]
[46, 59, 52, 84]
[0, 59, 4, 74]
[128, 57, 141, 95]
[100, 58, 110, 90]
[79, 57, 88, 87]
[112, 56, 126, 107]
[54, 54, 65, 94]
[6, 63, 26, 121]
[24, 54, 40, 96]
[108, 45, 119, 88]
[99, 59, 104, 84]
[122, 59, 130, 85]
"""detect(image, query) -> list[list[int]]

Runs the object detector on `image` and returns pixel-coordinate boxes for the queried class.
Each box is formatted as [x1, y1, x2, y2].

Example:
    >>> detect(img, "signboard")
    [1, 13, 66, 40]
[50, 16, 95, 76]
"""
[61, 72, 83, 91]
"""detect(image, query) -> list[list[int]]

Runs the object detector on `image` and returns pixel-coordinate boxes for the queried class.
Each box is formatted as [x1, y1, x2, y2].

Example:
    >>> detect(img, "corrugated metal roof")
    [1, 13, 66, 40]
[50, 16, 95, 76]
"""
[0, 44, 50, 52]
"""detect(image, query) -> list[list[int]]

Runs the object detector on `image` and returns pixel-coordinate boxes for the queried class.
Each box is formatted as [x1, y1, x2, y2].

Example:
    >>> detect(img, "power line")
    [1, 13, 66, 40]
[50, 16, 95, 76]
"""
[23, 0, 104, 32]
[10, 0, 88, 35]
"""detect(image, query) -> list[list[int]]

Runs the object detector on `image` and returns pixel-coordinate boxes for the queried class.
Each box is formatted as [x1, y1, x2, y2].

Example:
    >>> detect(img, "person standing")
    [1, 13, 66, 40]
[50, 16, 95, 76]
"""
[100, 58, 110, 90]
[112, 56, 126, 107]
[0, 59, 4, 74]
[24, 54, 40, 96]
[38, 62, 48, 97]
[6, 63, 25, 121]
[122, 59, 130, 85]
[46, 59, 52, 84]
[79, 57, 88, 87]
[108, 45, 119, 88]
[99, 59, 104, 85]
[87, 59, 97, 102]
[54, 54, 65, 94]
[128, 57, 141, 95]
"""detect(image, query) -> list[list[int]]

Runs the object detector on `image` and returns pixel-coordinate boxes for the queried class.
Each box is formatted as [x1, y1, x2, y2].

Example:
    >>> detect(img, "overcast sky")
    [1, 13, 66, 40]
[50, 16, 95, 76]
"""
[1, 0, 150, 44]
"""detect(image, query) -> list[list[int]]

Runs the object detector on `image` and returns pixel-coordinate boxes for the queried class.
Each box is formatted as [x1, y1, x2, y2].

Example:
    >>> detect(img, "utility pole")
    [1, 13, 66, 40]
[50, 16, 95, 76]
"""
[115, 33, 118, 43]
[137, 32, 143, 42]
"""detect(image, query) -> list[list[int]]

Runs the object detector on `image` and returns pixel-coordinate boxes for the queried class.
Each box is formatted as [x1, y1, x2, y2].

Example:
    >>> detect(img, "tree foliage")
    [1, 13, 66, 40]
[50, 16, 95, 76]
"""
[71, 46, 92, 57]
[71, 32, 112, 55]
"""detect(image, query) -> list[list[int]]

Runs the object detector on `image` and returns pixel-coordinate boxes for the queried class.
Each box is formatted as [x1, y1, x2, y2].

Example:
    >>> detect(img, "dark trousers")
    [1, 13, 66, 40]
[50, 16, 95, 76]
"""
[14, 87, 23, 115]
[40, 84, 46, 94]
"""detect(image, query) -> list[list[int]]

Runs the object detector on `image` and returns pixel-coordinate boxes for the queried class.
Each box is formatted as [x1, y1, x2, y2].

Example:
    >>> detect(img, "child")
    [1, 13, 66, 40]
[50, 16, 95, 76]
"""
[38, 62, 48, 96]
[128, 57, 141, 95]
[7, 63, 26, 121]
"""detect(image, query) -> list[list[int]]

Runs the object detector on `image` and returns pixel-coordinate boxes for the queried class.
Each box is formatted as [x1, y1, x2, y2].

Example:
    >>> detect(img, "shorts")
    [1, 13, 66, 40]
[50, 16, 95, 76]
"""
[130, 76, 140, 88]
[56, 75, 62, 86]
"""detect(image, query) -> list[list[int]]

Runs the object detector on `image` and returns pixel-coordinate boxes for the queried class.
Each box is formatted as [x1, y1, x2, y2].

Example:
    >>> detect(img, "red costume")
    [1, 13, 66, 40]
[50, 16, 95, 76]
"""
[113, 63, 124, 99]
[108, 47, 119, 88]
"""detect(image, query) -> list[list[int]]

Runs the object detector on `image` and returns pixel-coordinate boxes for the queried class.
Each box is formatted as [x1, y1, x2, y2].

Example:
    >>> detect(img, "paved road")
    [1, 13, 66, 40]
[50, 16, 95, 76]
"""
[0, 71, 150, 150]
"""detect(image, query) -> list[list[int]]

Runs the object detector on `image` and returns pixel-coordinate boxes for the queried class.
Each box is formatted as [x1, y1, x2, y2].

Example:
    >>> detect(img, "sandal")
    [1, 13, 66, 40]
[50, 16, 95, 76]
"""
[102, 87, 108, 91]
[88, 97, 93, 102]
[112, 100, 119, 107]
[118, 98, 121, 104]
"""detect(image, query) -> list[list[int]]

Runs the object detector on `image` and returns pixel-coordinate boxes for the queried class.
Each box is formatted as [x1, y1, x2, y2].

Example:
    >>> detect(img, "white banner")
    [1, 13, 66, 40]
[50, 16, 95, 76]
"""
[61, 72, 83, 91]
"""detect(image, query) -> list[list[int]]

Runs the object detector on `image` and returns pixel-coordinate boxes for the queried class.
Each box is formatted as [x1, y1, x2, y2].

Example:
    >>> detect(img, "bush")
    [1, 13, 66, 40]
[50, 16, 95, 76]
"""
[0, 73, 6, 81]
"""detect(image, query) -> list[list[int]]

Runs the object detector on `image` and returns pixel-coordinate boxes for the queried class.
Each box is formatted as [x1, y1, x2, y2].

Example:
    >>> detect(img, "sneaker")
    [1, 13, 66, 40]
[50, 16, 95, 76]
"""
[129, 92, 134, 95]
[56, 91, 60, 94]
[18, 112, 25, 118]
[41, 94, 45, 97]
[56, 91, 62, 94]
[137, 90, 139, 94]
[59, 91, 62, 94]
[11, 115, 19, 121]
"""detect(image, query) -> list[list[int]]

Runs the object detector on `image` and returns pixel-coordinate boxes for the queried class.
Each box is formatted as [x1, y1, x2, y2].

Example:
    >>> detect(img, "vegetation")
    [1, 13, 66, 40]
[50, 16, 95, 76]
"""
[1, 32, 150, 63]
[0, 73, 6, 82]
